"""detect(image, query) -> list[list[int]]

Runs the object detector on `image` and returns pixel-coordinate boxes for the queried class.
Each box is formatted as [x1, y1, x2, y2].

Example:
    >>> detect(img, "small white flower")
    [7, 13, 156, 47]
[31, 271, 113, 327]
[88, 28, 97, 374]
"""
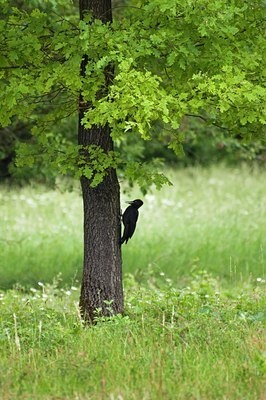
[162, 199, 174, 206]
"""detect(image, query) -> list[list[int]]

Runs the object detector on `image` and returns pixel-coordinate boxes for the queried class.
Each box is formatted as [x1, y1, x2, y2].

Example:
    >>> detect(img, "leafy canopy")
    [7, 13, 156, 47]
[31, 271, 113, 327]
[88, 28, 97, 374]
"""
[0, 0, 265, 190]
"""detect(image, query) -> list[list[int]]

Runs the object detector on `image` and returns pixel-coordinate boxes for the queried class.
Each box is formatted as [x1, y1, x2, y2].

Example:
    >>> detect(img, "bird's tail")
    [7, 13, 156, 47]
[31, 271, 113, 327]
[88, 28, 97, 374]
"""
[120, 236, 127, 246]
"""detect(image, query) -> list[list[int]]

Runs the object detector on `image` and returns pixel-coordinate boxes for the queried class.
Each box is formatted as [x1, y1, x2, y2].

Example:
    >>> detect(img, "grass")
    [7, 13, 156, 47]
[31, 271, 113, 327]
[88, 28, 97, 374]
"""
[0, 273, 265, 399]
[0, 188, 83, 288]
[0, 164, 265, 288]
[0, 164, 265, 399]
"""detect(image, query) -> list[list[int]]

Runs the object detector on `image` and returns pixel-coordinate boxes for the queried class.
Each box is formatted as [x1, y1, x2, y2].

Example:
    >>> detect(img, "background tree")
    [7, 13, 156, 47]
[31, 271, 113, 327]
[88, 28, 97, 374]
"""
[0, 0, 265, 320]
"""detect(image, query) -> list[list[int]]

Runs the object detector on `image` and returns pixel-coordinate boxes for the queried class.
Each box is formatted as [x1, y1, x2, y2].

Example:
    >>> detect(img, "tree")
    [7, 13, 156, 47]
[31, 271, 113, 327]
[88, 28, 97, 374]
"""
[78, 0, 123, 320]
[0, 0, 265, 321]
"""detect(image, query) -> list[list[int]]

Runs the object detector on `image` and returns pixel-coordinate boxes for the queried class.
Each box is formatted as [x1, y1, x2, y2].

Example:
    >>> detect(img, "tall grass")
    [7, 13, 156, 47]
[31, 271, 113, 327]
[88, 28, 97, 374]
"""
[127, 164, 266, 286]
[0, 164, 265, 288]
[0, 187, 83, 288]
[0, 273, 265, 399]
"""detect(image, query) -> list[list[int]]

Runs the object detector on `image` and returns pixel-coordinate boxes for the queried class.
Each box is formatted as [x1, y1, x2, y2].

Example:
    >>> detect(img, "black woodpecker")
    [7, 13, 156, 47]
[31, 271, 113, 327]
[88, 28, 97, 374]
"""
[120, 199, 143, 245]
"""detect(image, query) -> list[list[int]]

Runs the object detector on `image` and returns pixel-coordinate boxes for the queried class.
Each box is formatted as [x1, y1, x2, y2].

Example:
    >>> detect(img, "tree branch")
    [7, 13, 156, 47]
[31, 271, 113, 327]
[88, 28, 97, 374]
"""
[185, 114, 230, 131]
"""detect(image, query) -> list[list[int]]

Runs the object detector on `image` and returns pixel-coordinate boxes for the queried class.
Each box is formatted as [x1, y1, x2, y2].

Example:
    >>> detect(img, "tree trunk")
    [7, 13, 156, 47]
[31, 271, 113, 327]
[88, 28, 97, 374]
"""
[78, 0, 124, 322]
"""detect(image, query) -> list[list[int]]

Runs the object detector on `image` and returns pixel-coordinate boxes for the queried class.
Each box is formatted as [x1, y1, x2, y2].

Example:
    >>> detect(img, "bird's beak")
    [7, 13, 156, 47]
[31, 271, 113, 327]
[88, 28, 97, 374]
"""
[126, 201, 134, 204]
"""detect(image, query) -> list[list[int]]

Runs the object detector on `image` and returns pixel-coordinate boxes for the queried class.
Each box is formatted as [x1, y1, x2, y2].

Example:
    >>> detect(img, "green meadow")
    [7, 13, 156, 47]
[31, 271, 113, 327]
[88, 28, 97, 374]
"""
[0, 165, 265, 399]
[1, 164, 265, 288]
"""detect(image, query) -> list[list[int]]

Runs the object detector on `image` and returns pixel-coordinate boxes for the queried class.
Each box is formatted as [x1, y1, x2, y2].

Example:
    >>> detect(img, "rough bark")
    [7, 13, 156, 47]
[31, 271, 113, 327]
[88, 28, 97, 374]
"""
[79, 0, 124, 322]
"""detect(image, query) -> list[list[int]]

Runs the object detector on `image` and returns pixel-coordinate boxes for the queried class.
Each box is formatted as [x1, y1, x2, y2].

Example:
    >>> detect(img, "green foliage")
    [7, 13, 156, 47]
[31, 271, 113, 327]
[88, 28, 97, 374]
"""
[78, 145, 120, 186]
[123, 160, 172, 193]
[0, 0, 265, 190]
